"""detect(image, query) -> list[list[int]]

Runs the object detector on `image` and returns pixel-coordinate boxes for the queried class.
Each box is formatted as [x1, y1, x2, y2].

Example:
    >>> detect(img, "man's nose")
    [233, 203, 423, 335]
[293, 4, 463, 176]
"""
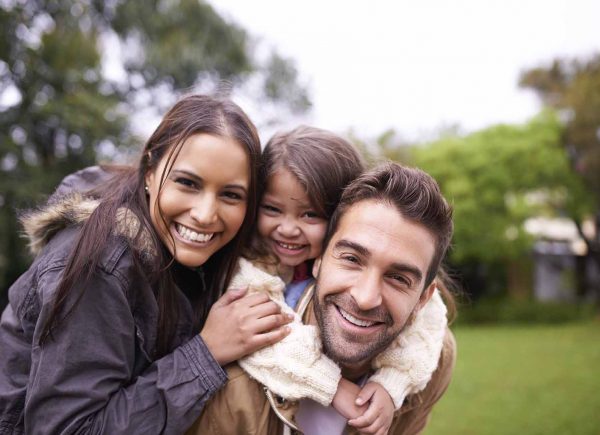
[276, 216, 301, 238]
[190, 193, 218, 226]
[350, 270, 383, 311]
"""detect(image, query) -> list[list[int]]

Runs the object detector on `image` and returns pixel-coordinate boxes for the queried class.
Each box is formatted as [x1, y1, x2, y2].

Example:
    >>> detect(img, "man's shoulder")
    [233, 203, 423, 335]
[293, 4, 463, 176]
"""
[386, 328, 456, 435]
[186, 363, 278, 435]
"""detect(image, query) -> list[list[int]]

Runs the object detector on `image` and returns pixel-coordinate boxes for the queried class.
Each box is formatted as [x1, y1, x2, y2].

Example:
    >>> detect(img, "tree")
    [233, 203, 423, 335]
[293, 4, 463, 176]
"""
[0, 0, 310, 306]
[406, 113, 593, 299]
[520, 54, 600, 299]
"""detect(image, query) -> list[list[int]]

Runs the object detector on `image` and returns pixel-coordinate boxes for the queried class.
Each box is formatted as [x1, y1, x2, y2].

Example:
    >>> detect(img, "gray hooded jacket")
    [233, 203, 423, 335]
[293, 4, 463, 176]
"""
[0, 167, 227, 434]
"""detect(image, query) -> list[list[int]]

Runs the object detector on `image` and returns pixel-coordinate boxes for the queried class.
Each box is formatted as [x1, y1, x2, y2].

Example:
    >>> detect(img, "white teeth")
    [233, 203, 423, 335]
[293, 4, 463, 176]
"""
[176, 224, 214, 243]
[277, 241, 304, 250]
[338, 308, 376, 327]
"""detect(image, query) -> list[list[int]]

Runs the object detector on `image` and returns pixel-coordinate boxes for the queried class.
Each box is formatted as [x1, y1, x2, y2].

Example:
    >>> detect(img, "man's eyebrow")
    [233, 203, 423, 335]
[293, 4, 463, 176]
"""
[333, 239, 370, 257]
[171, 169, 247, 191]
[335, 238, 424, 284]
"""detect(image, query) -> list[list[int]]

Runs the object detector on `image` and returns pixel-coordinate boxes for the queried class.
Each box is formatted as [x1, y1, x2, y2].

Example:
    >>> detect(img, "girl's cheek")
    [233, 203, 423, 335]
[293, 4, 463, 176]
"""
[256, 215, 271, 239]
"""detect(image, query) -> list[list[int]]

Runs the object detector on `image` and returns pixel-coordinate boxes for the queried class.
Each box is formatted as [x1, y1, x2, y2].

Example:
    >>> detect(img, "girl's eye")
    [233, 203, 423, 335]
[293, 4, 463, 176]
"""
[302, 210, 321, 219]
[261, 204, 280, 214]
[175, 177, 196, 188]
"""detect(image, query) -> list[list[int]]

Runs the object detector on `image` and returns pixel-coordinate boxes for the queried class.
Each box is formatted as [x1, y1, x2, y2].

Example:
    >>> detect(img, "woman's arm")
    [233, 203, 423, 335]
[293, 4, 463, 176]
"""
[25, 256, 226, 435]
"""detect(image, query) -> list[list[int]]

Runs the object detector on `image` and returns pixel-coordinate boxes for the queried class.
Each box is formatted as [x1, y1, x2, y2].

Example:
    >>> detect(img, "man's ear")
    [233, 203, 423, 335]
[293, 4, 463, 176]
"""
[312, 256, 322, 278]
[417, 280, 437, 310]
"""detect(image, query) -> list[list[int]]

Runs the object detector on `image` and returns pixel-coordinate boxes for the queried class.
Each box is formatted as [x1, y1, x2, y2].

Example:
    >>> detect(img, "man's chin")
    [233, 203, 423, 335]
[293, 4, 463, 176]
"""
[322, 336, 387, 367]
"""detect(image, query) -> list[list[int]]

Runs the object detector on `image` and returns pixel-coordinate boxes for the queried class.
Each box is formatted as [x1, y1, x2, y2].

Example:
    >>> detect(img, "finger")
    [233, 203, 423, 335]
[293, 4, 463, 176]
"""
[235, 292, 272, 308]
[348, 404, 378, 428]
[246, 299, 284, 319]
[214, 286, 248, 307]
[356, 383, 377, 406]
[250, 326, 291, 350]
[360, 419, 383, 435]
[250, 312, 294, 334]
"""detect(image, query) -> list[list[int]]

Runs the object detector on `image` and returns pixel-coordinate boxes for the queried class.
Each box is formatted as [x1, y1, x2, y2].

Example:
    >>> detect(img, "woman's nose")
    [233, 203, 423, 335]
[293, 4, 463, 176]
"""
[190, 193, 218, 226]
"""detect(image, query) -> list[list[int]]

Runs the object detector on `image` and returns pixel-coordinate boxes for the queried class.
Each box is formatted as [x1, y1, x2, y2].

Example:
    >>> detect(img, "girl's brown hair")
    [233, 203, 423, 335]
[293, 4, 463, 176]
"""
[261, 126, 365, 220]
[40, 94, 261, 356]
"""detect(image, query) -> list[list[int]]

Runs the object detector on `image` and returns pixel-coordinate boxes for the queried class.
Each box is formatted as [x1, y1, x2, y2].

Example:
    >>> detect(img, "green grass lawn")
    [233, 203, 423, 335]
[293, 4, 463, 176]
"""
[424, 321, 600, 435]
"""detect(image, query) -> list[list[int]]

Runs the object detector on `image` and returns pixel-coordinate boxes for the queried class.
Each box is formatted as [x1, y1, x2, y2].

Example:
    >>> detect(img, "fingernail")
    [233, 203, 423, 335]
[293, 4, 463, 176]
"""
[287, 314, 294, 320]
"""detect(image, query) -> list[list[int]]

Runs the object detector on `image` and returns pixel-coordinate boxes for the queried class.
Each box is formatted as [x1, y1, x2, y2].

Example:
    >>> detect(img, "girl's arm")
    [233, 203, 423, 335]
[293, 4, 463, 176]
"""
[234, 258, 342, 406]
[368, 289, 448, 409]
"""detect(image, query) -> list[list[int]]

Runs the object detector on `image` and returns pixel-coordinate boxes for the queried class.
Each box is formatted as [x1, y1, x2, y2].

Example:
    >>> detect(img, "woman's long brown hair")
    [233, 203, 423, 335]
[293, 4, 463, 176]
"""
[39, 95, 262, 357]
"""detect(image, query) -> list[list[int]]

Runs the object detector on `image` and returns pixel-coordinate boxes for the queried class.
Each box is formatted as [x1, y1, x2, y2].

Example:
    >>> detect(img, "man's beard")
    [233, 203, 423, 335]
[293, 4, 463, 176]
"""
[313, 285, 418, 367]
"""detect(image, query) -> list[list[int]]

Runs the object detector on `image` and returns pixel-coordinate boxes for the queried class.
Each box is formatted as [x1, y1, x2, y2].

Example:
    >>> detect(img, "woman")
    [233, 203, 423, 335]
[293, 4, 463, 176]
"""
[0, 95, 291, 434]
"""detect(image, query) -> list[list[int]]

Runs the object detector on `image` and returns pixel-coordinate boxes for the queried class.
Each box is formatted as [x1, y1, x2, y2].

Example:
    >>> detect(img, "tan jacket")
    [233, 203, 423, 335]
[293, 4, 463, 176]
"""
[187, 286, 457, 435]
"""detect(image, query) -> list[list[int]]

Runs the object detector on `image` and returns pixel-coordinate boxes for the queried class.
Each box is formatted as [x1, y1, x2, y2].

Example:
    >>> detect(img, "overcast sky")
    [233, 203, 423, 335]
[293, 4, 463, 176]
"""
[213, 0, 600, 140]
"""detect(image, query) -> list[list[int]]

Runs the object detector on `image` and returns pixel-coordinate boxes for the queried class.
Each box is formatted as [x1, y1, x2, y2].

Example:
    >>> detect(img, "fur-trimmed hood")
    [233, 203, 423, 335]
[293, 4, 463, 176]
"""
[21, 192, 155, 258]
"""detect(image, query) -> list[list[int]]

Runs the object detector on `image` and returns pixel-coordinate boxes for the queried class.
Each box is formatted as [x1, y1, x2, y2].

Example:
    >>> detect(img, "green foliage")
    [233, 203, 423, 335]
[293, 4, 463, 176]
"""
[456, 299, 596, 325]
[520, 55, 600, 302]
[425, 322, 600, 435]
[520, 55, 600, 195]
[410, 112, 594, 264]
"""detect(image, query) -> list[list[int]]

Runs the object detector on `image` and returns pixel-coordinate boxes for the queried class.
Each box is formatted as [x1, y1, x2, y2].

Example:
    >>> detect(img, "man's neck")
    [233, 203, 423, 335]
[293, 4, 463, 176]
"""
[341, 363, 370, 382]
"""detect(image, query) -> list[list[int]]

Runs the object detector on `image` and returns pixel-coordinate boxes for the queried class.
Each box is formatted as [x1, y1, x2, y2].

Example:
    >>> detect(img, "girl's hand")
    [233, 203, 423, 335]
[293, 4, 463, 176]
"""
[331, 378, 367, 419]
[200, 288, 293, 365]
[348, 381, 394, 435]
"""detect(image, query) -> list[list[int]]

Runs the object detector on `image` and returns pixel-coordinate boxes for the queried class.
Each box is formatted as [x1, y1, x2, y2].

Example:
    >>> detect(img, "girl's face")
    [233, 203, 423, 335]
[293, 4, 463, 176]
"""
[258, 168, 327, 269]
[145, 133, 250, 268]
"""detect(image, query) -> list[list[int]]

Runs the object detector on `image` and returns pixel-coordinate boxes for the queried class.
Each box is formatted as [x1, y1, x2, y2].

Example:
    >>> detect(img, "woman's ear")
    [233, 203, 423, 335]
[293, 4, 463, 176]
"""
[145, 169, 155, 194]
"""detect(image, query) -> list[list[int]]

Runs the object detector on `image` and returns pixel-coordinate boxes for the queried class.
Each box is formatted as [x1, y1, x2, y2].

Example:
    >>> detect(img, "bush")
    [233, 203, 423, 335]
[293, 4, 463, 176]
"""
[455, 298, 596, 324]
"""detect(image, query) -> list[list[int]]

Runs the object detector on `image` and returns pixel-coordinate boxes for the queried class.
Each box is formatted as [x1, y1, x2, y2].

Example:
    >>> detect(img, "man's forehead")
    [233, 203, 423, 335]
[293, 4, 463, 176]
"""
[329, 199, 436, 274]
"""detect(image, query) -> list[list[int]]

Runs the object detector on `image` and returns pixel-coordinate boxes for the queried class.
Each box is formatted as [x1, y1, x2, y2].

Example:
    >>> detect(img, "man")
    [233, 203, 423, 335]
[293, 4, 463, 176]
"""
[188, 162, 457, 434]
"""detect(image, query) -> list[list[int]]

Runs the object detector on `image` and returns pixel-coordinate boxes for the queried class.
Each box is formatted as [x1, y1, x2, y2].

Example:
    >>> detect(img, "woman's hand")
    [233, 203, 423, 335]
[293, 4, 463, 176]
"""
[200, 288, 293, 366]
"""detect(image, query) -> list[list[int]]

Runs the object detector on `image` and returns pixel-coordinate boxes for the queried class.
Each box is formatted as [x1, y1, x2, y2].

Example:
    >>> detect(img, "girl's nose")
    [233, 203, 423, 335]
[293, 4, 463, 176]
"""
[276, 216, 301, 238]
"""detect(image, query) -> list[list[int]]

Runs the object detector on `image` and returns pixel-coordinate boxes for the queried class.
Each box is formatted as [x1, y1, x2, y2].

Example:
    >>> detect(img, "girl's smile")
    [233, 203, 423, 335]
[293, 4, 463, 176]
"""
[258, 168, 327, 271]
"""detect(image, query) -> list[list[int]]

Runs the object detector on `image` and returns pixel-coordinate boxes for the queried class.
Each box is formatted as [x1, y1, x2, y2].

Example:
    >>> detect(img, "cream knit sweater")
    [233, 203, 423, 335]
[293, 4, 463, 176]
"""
[233, 257, 448, 409]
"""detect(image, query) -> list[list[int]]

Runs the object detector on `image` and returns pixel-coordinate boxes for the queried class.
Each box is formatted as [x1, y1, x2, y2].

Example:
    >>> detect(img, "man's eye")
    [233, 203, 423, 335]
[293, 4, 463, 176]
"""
[175, 177, 196, 188]
[390, 275, 410, 286]
[342, 254, 359, 264]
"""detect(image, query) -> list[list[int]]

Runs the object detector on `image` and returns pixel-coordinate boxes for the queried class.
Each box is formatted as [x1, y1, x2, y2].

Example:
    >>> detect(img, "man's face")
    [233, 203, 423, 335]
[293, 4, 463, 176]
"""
[312, 199, 437, 374]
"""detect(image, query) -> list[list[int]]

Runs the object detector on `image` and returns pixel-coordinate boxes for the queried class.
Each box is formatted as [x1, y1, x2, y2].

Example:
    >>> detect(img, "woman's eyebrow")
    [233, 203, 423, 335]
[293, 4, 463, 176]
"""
[171, 169, 247, 192]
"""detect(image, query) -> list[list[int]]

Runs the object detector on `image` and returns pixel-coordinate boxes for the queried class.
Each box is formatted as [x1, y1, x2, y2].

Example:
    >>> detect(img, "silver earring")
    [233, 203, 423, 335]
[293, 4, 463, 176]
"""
[144, 185, 149, 194]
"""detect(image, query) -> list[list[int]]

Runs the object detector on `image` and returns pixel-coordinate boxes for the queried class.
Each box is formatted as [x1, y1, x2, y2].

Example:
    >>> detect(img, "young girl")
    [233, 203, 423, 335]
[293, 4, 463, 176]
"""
[216, 126, 449, 433]
[0, 95, 293, 434]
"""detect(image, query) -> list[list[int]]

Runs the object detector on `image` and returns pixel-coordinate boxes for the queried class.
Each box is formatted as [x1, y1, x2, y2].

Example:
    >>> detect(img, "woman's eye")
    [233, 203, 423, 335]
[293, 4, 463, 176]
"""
[222, 191, 243, 201]
[175, 177, 196, 188]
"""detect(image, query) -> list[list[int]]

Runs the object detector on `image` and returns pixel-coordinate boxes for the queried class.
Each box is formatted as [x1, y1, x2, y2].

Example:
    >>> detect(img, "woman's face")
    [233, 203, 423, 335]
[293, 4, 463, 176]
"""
[145, 133, 250, 268]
